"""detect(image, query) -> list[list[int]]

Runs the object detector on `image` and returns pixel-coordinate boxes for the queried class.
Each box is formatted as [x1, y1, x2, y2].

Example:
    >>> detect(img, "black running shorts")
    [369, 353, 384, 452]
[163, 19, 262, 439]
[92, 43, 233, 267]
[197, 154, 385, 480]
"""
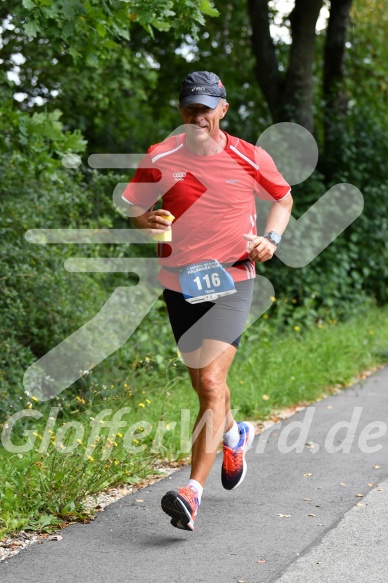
[163, 280, 254, 353]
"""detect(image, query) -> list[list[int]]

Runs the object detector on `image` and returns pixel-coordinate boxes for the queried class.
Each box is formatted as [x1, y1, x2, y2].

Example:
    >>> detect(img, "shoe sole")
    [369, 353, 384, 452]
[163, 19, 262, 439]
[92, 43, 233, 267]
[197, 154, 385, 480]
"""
[227, 421, 255, 490]
[161, 491, 195, 531]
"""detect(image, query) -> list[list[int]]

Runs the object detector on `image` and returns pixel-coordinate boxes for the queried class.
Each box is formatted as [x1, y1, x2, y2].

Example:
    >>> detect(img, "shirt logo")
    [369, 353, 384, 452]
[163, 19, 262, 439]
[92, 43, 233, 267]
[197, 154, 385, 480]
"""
[173, 172, 186, 181]
[226, 179, 240, 183]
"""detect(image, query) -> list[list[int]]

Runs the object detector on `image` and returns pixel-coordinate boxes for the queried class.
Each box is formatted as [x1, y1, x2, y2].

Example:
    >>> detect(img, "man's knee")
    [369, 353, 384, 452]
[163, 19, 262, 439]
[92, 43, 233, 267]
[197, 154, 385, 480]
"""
[197, 372, 226, 403]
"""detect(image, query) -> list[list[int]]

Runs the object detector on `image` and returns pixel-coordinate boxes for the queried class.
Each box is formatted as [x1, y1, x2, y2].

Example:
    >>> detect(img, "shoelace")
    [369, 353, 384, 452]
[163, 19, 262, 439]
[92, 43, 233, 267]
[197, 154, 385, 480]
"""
[223, 444, 243, 473]
[179, 486, 199, 510]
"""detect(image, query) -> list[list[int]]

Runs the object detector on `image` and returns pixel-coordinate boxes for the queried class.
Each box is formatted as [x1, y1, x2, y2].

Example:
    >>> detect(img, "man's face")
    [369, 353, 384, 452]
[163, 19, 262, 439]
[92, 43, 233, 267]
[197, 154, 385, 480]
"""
[178, 100, 229, 143]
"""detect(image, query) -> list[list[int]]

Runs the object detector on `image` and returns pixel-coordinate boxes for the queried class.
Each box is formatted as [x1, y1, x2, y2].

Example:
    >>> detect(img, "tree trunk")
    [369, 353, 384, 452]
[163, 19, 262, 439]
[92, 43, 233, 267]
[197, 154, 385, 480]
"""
[248, 0, 323, 133]
[247, 0, 283, 122]
[283, 0, 323, 132]
[323, 0, 354, 165]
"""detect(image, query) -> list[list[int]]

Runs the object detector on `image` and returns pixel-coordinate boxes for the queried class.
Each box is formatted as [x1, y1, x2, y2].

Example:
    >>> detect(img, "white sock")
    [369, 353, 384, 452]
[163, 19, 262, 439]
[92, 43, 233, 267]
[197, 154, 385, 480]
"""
[223, 421, 240, 448]
[188, 479, 203, 503]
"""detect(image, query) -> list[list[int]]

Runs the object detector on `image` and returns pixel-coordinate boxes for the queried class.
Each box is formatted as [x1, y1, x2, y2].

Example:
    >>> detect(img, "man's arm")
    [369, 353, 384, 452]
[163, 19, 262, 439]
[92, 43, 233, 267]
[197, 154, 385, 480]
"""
[244, 192, 293, 262]
[130, 205, 174, 236]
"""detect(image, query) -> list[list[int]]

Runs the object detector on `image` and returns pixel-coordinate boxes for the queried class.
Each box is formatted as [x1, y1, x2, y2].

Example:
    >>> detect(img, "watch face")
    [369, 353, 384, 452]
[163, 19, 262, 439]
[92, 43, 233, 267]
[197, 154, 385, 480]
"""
[266, 231, 281, 245]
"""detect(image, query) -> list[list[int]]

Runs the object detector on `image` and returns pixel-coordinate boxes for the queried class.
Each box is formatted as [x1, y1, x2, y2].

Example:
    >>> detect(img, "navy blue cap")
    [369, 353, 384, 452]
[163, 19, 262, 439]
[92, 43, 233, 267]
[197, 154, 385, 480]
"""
[179, 71, 227, 108]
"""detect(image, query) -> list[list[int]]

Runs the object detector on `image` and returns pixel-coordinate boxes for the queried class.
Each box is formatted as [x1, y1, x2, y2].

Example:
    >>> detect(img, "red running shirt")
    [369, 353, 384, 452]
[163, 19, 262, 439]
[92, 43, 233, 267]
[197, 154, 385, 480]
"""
[122, 131, 290, 292]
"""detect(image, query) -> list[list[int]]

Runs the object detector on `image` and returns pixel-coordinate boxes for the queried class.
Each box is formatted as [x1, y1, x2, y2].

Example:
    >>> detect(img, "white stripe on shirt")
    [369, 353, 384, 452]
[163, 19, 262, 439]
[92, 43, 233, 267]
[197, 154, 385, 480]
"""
[230, 145, 259, 170]
[151, 143, 184, 163]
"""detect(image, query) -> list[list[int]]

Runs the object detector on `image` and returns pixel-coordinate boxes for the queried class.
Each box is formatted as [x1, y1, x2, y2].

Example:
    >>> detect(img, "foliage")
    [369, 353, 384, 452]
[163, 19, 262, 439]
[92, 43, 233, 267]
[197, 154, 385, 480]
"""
[0, 416, 155, 536]
[15, 0, 218, 65]
[347, 0, 388, 118]
[1, 101, 87, 176]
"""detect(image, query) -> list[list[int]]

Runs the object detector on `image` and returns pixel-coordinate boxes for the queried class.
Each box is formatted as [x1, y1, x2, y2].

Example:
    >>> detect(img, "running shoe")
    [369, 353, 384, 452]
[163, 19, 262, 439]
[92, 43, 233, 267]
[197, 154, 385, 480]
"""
[161, 485, 200, 531]
[221, 421, 255, 490]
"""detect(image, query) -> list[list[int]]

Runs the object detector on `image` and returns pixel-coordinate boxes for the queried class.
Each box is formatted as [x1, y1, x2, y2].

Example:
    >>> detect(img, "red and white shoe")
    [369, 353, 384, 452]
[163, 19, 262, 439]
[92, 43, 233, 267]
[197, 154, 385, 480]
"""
[221, 421, 255, 490]
[161, 485, 200, 531]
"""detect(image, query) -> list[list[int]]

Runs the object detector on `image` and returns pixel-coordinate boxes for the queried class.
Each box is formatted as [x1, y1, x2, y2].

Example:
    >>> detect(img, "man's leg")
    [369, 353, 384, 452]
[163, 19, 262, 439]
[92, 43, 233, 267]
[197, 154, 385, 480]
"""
[184, 339, 237, 486]
[161, 340, 236, 531]
[161, 281, 254, 529]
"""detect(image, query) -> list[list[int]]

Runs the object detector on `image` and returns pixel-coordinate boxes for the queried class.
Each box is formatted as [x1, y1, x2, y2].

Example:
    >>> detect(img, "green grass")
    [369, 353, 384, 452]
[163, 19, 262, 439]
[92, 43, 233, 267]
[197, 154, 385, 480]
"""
[229, 304, 388, 417]
[1, 305, 388, 539]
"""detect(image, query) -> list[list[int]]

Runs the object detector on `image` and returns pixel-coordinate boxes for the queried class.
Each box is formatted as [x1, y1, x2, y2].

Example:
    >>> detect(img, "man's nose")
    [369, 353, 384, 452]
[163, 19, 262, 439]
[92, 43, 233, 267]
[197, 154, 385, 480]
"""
[192, 110, 204, 122]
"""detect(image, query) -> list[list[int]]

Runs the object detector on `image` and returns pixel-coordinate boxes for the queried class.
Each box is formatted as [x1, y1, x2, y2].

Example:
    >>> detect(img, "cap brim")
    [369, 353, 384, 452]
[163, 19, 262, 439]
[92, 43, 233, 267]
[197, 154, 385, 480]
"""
[179, 94, 221, 109]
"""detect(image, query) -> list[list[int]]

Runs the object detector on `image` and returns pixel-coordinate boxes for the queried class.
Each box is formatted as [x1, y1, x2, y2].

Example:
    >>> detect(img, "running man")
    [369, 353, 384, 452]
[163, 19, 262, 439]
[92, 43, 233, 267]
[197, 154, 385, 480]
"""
[122, 71, 293, 531]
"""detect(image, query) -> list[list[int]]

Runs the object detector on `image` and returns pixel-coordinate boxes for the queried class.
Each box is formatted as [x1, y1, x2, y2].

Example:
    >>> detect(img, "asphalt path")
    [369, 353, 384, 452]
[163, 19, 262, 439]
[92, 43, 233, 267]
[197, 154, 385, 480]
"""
[1, 366, 388, 583]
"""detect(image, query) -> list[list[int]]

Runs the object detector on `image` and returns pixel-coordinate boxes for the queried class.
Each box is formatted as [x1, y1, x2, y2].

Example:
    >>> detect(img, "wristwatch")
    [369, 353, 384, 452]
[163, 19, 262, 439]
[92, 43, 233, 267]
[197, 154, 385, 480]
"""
[263, 231, 282, 246]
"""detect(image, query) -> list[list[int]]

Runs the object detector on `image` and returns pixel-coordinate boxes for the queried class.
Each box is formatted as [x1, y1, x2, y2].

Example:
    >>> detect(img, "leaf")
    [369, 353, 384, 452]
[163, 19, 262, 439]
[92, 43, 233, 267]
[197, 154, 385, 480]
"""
[23, 21, 39, 37]
[60, 1, 75, 20]
[308, 513, 316, 517]
[199, 0, 219, 17]
[96, 23, 107, 38]
[112, 23, 130, 40]
[22, 0, 35, 9]
[277, 513, 291, 518]
[151, 19, 171, 32]
[304, 473, 313, 477]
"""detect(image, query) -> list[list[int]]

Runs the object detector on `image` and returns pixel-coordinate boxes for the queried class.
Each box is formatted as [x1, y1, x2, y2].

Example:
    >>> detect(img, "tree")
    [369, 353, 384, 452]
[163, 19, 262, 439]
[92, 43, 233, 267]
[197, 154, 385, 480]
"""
[247, 0, 354, 143]
[0, 1, 219, 158]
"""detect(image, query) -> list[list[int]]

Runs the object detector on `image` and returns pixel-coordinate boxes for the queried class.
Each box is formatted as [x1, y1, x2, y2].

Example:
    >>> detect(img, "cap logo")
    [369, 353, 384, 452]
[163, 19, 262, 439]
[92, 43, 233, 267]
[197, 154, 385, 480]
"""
[191, 87, 207, 91]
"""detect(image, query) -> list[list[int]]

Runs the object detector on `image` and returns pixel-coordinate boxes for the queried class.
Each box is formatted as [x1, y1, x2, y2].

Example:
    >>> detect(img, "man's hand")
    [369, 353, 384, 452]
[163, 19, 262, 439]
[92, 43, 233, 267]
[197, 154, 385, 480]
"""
[145, 209, 174, 237]
[131, 207, 174, 238]
[243, 233, 277, 262]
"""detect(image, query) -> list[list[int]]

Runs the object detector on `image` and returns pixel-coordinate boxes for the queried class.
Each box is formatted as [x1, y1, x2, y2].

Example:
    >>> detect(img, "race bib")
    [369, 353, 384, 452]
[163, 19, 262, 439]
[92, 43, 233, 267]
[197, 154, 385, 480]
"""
[179, 260, 236, 304]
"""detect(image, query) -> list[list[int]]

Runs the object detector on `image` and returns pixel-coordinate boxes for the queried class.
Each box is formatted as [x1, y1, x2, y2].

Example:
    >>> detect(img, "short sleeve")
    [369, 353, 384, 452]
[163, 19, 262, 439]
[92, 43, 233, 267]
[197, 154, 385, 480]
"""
[121, 147, 162, 210]
[255, 147, 291, 201]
